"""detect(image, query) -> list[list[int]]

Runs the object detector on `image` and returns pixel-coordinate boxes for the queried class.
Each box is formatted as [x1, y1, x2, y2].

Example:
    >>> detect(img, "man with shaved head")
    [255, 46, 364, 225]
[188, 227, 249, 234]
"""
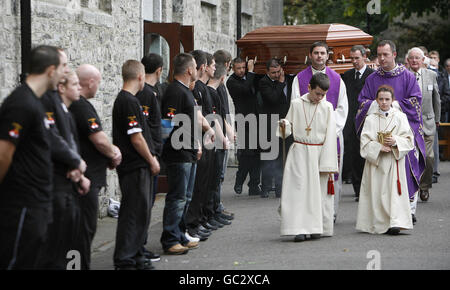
[69, 64, 122, 270]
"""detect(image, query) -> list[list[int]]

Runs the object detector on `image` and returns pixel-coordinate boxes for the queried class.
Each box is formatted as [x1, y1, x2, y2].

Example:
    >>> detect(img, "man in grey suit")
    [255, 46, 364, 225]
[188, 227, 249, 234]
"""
[407, 47, 441, 201]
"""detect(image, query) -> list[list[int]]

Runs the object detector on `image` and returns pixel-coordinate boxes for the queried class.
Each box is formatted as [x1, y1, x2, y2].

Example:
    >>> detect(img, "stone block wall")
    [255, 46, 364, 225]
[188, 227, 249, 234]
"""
[0, 0, 283, 217]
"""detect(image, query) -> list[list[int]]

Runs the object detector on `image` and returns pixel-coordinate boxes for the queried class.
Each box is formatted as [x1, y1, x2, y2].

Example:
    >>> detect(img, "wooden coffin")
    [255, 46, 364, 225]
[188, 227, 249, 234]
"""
[236, 24, 373, 75]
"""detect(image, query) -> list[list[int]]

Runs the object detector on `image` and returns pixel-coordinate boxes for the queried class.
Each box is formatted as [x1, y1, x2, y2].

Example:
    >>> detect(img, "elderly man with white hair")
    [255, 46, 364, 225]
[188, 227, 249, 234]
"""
[407, 47, 441, 202]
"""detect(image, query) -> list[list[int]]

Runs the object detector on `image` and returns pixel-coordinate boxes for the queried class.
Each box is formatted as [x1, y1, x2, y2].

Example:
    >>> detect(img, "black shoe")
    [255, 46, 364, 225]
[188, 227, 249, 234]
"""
[355, 197, 359, 202]
[412, 214, 417, 225]
[189, 232, 209, 242]
[136, 259, 155, 270]
[260, 191, 269, 198]
[386, 227, 401, 235]
[344, 178, 352, 184]
[234, 184, 243, 194]
[249, 187, 262, 196]
[432, 175, 438, 184]
[143, 250, 161, 262]
[419, 189, 430, 202]
[208, 218, 224, 228]
[294, 234, 306, 242]
[197, 225, 212, 234]
[217, 212, 234, 221]
[203, 221, 218, 230]
[310, 234, 321, 240]
[215, 215, 232, 225]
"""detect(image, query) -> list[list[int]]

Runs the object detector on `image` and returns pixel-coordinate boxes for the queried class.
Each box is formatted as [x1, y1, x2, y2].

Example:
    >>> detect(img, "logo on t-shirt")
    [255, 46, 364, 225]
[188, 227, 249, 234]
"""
[128, 116, 139, 127]
[45, 112, 55, 125]
[167, 108, 176, 118]
[142, 106, 150, 117]
[8, 122, 22, 138]
[88, 118, 99, 130]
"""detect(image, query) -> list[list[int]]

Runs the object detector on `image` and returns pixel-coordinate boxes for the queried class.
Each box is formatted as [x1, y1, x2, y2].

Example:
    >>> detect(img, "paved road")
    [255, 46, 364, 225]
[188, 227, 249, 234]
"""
[91, 162, 450, 270]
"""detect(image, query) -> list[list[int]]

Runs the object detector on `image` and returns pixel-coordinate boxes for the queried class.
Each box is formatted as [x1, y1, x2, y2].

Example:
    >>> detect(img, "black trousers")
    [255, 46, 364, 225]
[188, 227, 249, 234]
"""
[39, 188, 80, 270]
[0, 205, 51, 270]
[345, 130, 365, 197]
[204, 149, 225, 219]
[114, 168, 152, 268]
[73, 185, 102, 270]
[185, 148, 215, 229]
[235, 149, 261, 192]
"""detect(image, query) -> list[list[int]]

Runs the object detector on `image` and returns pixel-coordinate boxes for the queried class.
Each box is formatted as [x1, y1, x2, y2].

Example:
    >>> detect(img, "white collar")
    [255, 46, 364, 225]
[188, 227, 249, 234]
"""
[356, 65, 367, 76]
[311, 66, 326, 74]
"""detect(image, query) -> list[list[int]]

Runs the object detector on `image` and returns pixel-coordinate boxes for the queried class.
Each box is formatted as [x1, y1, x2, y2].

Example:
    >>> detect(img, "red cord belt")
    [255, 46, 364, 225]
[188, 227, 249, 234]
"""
[295, 141, 324, 146]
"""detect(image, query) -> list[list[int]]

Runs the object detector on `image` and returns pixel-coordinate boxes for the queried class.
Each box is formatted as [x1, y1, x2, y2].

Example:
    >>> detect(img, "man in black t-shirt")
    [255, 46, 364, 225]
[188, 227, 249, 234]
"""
[206, 64, 235, 228]
[213, 50, 235, 218]
[136, 53, 164, 262]
[0, 45, 66, 269]
[160, 53, 213, 255]
[70, 64, 122, 270]
[112, 60, 160, 270]
[39, 67, 92, 270]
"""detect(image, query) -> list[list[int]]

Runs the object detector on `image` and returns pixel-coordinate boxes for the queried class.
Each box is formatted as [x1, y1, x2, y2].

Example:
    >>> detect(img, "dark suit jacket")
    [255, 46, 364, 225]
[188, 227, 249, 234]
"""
[342, 66, 374, 137]
[226, 72, 258, 116]
[258, 74, 294, 147]
[438, 71, 450, 116]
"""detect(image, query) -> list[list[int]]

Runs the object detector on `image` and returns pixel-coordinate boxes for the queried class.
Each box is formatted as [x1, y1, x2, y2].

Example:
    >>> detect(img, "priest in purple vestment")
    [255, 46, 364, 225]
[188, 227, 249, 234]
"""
[355, 40, 425, 223]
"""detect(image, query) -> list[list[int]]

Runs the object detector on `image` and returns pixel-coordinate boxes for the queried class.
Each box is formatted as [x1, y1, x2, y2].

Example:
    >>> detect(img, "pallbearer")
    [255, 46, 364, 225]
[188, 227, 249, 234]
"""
[279, 73, 338, 242]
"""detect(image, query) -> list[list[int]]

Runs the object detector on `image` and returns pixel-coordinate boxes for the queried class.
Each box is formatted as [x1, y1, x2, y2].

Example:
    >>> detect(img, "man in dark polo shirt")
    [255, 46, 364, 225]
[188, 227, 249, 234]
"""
[70, 64, 122, 270]
[136, 53, 164, 262]
[160, 53, 207, 255]
[0, 45, 66, 269]
[112, 60, 160, 270]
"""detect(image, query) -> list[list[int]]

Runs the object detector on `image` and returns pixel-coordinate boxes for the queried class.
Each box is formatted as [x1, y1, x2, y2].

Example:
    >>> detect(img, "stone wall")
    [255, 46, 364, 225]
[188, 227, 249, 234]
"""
[0, 0, 283, 218]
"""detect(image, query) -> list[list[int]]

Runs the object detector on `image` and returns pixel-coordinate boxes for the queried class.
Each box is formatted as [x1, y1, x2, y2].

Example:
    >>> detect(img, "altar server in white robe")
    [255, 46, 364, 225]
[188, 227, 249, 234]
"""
[356, 85, 414, 235]
[279, 73, 338, 242]
[291, 42, 348, 222]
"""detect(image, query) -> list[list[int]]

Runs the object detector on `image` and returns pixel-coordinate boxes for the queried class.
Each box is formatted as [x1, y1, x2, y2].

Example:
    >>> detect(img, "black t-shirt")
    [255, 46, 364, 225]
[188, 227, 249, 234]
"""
[113, 90, 150, 176]
[161, 81, 198, 163]
[218, 84, 230, 115]
[41, 91, 81, 190]
[70, 96, 109, 186]
[208, 86, 226, 135]
[135, 83, 163, 157]
[0, 84, 53, 208]
[193, 80, 213, 116]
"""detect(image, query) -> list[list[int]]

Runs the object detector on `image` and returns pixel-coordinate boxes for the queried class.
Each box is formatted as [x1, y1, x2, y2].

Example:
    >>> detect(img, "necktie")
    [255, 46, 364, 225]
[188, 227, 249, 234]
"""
[356, 71, 361, 80]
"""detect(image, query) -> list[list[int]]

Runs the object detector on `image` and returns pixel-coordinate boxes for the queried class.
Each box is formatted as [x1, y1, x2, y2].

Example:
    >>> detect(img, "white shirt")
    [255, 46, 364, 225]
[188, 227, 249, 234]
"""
[355, 65, 367, 79]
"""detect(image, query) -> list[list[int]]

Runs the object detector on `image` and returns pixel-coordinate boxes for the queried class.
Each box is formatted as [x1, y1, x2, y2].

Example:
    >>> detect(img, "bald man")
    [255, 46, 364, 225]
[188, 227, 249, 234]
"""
[69, 64, 122, 270]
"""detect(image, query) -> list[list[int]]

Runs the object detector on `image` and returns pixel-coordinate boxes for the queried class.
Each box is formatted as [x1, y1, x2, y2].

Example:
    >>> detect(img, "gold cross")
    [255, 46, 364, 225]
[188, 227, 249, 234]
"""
[305, 127, 311, 136]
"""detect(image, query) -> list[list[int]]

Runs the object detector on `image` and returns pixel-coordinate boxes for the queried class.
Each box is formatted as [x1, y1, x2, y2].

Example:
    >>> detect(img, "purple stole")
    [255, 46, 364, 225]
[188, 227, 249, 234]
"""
[297, 66, 341, 109]
[297, 66, 342, 181]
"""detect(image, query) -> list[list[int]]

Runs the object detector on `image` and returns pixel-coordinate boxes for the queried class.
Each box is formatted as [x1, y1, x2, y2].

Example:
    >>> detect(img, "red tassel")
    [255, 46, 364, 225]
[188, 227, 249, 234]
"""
[396, 160, 401, 196]
[328, 175, 335, 195]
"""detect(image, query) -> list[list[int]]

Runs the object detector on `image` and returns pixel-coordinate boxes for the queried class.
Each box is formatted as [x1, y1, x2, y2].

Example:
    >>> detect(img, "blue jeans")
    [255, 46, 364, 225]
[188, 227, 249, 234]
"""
[161, 162, 197, 250]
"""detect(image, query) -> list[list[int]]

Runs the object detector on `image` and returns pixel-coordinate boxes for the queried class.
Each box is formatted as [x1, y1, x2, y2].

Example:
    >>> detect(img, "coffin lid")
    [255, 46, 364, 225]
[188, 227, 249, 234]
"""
[236, 24, 374, 74]
[237, 24, 372, 45]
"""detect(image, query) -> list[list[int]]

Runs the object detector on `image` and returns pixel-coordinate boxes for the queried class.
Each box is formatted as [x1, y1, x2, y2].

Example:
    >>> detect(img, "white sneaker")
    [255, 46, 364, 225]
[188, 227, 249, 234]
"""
[185, 231, 200, 243]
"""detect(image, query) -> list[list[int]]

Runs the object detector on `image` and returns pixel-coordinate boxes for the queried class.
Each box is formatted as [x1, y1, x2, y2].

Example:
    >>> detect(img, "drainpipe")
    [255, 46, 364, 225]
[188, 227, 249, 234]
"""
[236, 0, 241, 57]
[20, 0, 32, 83]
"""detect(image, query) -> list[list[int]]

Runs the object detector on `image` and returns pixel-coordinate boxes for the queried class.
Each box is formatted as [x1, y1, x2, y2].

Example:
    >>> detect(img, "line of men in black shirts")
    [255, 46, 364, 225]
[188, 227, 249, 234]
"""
[0, 44, 237, 270]
[0, 46, 121, 270]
